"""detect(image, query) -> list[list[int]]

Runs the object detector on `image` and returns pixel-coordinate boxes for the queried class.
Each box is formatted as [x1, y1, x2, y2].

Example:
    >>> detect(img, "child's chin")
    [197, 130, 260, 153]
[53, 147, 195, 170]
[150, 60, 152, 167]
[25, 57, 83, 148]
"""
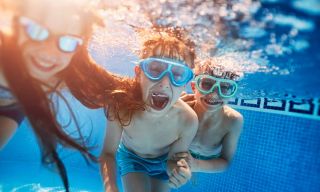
[147, 105, 170, 115]
[201, 98, 224, 111]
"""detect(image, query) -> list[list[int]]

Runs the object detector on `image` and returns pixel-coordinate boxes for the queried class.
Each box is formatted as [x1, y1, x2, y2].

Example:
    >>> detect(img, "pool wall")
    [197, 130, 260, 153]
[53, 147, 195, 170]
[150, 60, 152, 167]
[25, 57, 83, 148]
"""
[0, 96, 319, 192]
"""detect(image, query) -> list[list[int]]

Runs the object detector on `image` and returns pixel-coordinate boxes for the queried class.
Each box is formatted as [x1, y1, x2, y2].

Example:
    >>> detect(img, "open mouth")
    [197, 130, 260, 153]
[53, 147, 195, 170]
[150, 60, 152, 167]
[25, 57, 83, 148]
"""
[31, 56, 56, 72]
[203, 97, 223, 106]
[150, 92, 170, 111]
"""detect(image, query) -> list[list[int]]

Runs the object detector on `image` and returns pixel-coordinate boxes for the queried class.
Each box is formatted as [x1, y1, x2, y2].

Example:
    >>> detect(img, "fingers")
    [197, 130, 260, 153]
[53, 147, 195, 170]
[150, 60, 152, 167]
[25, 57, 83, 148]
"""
[180, 93, 195, 102]
[169, 181, 176, 189]
[185, 100, 196, 107]
[169, 169, 180, 188]
[180, 91, 187, 97]
[175, 153, 192, 165]
[178, 166, 191, 179]
[169, 168, 188, 189]
[169, 179, 178, 189]
[168, 156, 193, 189]
[180, 94, 195, 101]
[174, 168, 188, 181]
[177, 159, 192, 179]
[177, 159, 188, 168]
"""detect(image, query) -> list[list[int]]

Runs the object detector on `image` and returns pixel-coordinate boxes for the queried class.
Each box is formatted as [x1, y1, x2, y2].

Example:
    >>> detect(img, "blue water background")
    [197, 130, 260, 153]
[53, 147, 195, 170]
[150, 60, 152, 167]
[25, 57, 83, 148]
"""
[1, 0, 320, 191]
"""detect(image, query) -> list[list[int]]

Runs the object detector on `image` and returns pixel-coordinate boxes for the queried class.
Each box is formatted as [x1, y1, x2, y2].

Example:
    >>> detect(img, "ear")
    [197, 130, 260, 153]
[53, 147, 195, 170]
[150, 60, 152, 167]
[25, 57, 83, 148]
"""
[191, 82, 196, 92]
[134, 65, 141, 76]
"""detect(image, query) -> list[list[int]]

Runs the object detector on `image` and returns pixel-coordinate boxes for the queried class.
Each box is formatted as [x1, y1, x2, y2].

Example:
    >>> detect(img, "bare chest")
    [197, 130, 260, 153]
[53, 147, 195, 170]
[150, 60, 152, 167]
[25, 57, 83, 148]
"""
[122, 116, 180, 156]
[192, 118, 229, 147]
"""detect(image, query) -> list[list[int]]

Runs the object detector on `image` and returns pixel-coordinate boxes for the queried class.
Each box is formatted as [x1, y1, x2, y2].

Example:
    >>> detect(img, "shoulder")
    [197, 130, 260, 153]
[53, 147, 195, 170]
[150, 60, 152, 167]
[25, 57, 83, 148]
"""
[223, 105, 243, 131]
[176, 99, 198, 122]
[175, 99, 198, 131]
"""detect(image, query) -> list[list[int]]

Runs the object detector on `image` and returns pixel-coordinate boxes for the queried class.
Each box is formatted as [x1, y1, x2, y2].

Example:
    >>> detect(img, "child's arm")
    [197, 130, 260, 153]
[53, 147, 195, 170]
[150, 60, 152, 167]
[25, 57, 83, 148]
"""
[193, 114, 243, 173]
[167, 108, 198, 188]
[0, 116, 19, 150]
[100, 119, 123, 192]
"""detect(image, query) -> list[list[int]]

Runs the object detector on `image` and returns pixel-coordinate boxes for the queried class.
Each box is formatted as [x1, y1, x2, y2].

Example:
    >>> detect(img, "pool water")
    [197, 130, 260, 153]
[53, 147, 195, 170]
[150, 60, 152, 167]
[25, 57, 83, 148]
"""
[1, 0, 320, 192]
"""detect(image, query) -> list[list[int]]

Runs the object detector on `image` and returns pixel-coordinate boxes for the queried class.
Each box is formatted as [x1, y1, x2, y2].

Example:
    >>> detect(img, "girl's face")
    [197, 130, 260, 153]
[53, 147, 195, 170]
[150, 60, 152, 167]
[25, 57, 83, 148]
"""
[17, 0, 87, 84]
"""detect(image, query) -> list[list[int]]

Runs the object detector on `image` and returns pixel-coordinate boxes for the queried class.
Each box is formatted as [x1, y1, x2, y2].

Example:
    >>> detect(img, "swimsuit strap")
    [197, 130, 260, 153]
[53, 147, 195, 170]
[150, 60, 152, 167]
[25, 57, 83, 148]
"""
[0, 85, 15, 100]
[0, 103, 25, 124]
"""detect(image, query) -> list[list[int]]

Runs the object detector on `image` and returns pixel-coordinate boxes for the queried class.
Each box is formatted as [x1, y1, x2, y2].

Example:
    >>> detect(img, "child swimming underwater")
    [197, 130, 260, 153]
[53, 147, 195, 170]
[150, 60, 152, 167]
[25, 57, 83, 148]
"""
[0, 0, 104, 190]
[99, 31, 199, 192]
[179, 58, 243, 173]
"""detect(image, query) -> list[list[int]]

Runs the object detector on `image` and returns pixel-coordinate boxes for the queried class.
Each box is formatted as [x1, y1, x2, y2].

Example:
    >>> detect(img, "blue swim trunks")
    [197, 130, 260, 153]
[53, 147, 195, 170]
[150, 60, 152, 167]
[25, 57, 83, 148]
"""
[189, 150, 221, 160]
[116, 142, 169, 180]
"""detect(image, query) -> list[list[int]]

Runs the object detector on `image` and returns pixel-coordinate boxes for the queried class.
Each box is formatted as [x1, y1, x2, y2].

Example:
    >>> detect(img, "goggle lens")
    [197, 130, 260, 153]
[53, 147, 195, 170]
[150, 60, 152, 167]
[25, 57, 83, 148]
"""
[196, 75, 238, 98]
[26, 22, 49, 41]
[59, 36, 83, 53]
[20, 17, 82, 53]
[171, 65, 190, 84]
[140, 58, 193, 86]
[145, 61, 168, 78]
[199, 77, 216, 92]
[220, 82, 237, 96]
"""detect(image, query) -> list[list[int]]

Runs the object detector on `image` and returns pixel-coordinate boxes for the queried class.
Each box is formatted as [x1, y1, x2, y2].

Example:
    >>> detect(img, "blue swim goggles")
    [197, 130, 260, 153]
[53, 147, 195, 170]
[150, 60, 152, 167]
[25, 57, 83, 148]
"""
[19, 17, 83, 53]
[195, 75, 238, 98]
[139, 57, 194, 87]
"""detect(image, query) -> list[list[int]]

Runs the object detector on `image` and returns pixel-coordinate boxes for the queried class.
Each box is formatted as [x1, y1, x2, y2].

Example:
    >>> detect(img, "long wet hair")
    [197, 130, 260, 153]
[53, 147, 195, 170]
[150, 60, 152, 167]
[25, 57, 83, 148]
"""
[0, 1, 106, 189]
[63, 44, 145, 126]
[0, 19, 98, 191]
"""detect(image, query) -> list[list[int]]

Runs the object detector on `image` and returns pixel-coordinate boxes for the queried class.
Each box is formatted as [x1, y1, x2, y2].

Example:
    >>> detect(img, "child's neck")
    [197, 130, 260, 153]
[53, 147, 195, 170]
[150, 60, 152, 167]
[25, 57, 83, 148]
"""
[141, 107, 172, 120]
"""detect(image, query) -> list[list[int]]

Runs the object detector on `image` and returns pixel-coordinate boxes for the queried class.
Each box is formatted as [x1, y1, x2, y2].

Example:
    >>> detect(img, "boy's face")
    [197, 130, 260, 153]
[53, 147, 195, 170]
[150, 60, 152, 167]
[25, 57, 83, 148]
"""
[192, 75, 238, 113]
[192, 64, 239, 112]
[17, 0, 86, 83]
[193, 83, 228, 112]
[136, 57, 193, 115]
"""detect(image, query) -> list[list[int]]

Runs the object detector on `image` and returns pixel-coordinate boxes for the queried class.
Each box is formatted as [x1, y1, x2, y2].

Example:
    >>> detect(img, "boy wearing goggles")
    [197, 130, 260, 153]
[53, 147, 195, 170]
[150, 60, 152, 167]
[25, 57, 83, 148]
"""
[179, 59, 243, 173]
[100, 34, 198, 192]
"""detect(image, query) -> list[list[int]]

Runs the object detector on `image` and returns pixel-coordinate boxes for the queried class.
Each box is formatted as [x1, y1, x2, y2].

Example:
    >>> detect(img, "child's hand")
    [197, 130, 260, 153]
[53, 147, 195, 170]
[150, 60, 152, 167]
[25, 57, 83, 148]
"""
[180, 92, 196, 107]
[173, 152, 196, 171]
[180, 92, 195, 101]
[180, 91, 187, 97]
[168, 159, 191, 189]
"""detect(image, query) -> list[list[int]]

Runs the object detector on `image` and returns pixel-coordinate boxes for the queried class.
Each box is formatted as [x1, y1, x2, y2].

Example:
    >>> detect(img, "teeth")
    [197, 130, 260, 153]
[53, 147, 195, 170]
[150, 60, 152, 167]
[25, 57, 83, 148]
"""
[39, 62, 53, 68]
[204, 98, 222, 105]
[152, 92, 168, 98]
[151, 92, 169, 110]
[34, 57, 55, 68]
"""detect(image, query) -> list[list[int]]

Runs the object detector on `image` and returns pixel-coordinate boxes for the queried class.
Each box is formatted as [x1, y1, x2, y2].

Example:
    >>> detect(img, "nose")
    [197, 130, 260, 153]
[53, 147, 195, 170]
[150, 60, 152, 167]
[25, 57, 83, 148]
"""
[159, 75, 171, 89]
[207, 88, 219, 98]
[45, 38, 60, 52]
[39, 39, 64, 63]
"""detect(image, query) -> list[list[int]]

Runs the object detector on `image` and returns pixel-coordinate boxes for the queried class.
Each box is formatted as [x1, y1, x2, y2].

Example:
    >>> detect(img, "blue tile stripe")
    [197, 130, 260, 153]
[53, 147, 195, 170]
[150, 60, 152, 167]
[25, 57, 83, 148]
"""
[228, 97, 320, 121]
